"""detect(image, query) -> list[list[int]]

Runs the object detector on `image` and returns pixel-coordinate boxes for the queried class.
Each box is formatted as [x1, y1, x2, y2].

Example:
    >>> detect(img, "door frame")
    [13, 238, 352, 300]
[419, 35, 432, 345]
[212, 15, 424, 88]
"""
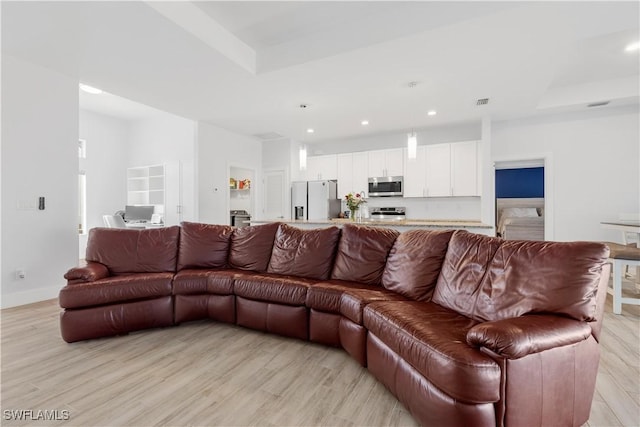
[227, 162, 257, 225]
[493, 153, 554, 241]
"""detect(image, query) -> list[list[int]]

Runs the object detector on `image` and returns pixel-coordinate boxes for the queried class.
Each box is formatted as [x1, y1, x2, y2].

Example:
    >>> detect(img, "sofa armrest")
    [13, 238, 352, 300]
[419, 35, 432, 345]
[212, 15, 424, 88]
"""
[64, 261, 110, 282]
[466, 315, 592, 359]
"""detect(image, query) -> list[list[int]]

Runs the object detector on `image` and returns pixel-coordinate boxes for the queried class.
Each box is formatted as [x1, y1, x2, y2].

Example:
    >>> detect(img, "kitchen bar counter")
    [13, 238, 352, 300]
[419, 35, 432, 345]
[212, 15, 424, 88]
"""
[250, 219, 493, 235]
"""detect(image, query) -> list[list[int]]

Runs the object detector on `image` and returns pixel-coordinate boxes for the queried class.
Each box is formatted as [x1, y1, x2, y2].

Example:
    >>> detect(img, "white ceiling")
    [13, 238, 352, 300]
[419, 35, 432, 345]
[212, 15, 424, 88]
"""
[2, 1, 639, 143]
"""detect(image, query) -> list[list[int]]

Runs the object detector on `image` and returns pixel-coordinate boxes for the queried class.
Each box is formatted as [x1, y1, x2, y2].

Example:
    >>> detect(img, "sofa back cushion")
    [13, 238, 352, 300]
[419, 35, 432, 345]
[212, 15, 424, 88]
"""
[382, 229, 456, 301]
[177, 222, 233, 270]
[86, 226, 180, 274]
[229, 222, 280, 272]
[432, 232, 610, 322]
[267, 224, 341, 280]
[331, 224, 399, 286]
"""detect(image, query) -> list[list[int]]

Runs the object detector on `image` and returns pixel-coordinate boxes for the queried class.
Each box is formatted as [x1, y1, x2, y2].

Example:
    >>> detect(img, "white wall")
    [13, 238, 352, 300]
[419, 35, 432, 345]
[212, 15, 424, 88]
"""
[1, 55, 79, 308]
[78, 110, 130, 257]
[492, 106, 639, 242]
[128, 115, 197, 225]
[198, 121, 262, 225]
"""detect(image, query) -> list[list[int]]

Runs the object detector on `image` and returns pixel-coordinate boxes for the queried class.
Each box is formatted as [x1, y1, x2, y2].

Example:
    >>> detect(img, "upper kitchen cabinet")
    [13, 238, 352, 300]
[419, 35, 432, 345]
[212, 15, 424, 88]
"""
[405, 141, 481, 198]
[451, 141, 480, 196]
[425, 143, 452, 197]
[337, 152, 368, 197]
[368, 148, 404, 177]
[305, 154, 337, 181]
[403, 146, 427, 197]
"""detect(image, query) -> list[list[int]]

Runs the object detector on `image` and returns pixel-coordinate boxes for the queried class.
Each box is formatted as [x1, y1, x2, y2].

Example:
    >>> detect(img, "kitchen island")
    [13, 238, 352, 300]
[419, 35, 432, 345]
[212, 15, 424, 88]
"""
[250, 218, 494, 235]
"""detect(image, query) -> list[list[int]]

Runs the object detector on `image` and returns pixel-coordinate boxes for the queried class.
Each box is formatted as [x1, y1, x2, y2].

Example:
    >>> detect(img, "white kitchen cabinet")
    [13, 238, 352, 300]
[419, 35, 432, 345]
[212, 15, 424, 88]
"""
[403, 146, 427, 197]
[451, 141, 479, 196]
[306, 154, 337, 181]
[337, 153, 353, 197]
[337, 152, 369, 197]
[425, 143, 452, 197]
[352, 152, 369, 196]
[368, 148, 404, 177]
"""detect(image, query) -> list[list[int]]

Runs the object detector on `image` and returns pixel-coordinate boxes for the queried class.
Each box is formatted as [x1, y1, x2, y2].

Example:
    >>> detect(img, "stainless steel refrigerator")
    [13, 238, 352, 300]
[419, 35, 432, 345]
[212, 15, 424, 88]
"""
[291, 180, 341, 220]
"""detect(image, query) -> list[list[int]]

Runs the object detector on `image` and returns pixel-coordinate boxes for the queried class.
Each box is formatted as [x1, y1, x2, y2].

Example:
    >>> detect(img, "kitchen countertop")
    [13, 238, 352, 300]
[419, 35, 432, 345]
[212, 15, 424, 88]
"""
[250, 218, 492, 229]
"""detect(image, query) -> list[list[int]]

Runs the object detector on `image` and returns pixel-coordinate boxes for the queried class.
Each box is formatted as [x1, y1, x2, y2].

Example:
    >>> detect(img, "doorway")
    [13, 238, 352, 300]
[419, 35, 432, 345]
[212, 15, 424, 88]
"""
[495, 159, 546, 241]
[229, 166, 255, 226]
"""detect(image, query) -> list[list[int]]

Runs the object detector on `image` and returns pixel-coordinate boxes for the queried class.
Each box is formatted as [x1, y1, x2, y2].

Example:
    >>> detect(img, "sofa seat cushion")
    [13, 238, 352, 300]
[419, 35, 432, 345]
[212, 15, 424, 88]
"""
[306, 280, 388, 313]
[177, 222, 233, 270]
[364, 301, 501, 404]
[59, 273, 174, 309]
[267, 224, 341, 280]
[173, 269, 242, 295]
[234, 273, 316, 305]
[340, 286, 409, 325]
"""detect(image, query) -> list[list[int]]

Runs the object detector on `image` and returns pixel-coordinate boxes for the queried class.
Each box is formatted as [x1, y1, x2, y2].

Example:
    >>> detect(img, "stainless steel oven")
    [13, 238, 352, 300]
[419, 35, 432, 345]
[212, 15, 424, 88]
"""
[368, 176, 403, 197]
[230, 210, 251, 227]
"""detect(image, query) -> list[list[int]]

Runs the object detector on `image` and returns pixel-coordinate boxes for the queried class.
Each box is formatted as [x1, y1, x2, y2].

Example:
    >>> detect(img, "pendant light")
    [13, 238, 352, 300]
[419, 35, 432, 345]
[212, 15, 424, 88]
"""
[407, 131, 417, 160]
[299, 145, 307, 171]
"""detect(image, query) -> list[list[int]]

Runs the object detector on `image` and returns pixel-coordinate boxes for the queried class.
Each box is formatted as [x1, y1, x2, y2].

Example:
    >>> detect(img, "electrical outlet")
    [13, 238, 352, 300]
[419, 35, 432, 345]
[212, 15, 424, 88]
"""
[15, 270, 26, 280]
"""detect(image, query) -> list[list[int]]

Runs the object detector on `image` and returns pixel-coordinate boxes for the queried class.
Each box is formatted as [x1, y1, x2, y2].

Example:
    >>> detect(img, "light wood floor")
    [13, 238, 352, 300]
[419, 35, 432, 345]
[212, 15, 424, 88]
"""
[1, 287, 638, 426]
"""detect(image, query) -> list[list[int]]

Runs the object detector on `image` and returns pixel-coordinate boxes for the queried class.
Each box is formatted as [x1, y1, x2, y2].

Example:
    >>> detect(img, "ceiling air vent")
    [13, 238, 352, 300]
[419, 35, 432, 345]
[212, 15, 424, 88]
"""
[476, 98, 490, 106]
[253, 132, 284, 140]
[587, 101, 610, 108]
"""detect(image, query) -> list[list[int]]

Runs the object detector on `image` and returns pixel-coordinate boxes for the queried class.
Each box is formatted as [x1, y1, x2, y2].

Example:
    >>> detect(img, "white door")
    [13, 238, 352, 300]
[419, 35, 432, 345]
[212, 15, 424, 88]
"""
[263, 169, 286, 220]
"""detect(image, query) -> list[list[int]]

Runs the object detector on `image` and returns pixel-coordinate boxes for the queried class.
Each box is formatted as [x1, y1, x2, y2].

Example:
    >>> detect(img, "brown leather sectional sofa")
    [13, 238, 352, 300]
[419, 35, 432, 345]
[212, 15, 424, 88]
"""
[59, 222, 611, 427]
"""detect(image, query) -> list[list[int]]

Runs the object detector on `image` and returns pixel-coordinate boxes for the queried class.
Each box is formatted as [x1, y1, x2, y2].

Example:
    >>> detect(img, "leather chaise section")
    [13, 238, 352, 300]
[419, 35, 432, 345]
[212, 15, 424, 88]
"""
[364, 301, 501, 403]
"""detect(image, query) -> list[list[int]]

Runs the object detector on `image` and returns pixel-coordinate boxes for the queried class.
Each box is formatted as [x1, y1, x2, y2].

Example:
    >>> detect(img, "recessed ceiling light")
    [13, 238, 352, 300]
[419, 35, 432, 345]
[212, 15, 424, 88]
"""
[79, 83, 103, 94]
[361, 120, 369, 126]
[307, 128, 314, 134]
[427, 110, 437, 116]
[625, 41, 640, 52]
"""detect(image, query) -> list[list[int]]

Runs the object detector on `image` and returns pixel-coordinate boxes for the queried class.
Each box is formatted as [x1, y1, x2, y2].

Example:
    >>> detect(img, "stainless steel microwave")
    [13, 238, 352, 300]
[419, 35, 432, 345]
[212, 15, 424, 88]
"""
[368, 176, 403, 197]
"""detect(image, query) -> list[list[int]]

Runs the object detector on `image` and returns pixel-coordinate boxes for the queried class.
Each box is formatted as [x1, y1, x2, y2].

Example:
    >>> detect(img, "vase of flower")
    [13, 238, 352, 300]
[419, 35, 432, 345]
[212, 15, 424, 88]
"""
[349, 207, 358, 221]
[345, 192, 366, 222]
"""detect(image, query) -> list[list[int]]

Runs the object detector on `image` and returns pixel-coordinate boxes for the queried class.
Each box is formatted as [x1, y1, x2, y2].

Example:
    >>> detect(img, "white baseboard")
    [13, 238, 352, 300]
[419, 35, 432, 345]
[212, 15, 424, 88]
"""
[1, 286, 60, 309]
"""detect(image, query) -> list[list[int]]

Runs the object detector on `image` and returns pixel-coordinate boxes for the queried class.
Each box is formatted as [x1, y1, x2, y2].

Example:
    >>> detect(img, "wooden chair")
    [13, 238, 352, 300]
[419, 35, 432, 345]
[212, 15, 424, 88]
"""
[605, 242, 640, 314]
